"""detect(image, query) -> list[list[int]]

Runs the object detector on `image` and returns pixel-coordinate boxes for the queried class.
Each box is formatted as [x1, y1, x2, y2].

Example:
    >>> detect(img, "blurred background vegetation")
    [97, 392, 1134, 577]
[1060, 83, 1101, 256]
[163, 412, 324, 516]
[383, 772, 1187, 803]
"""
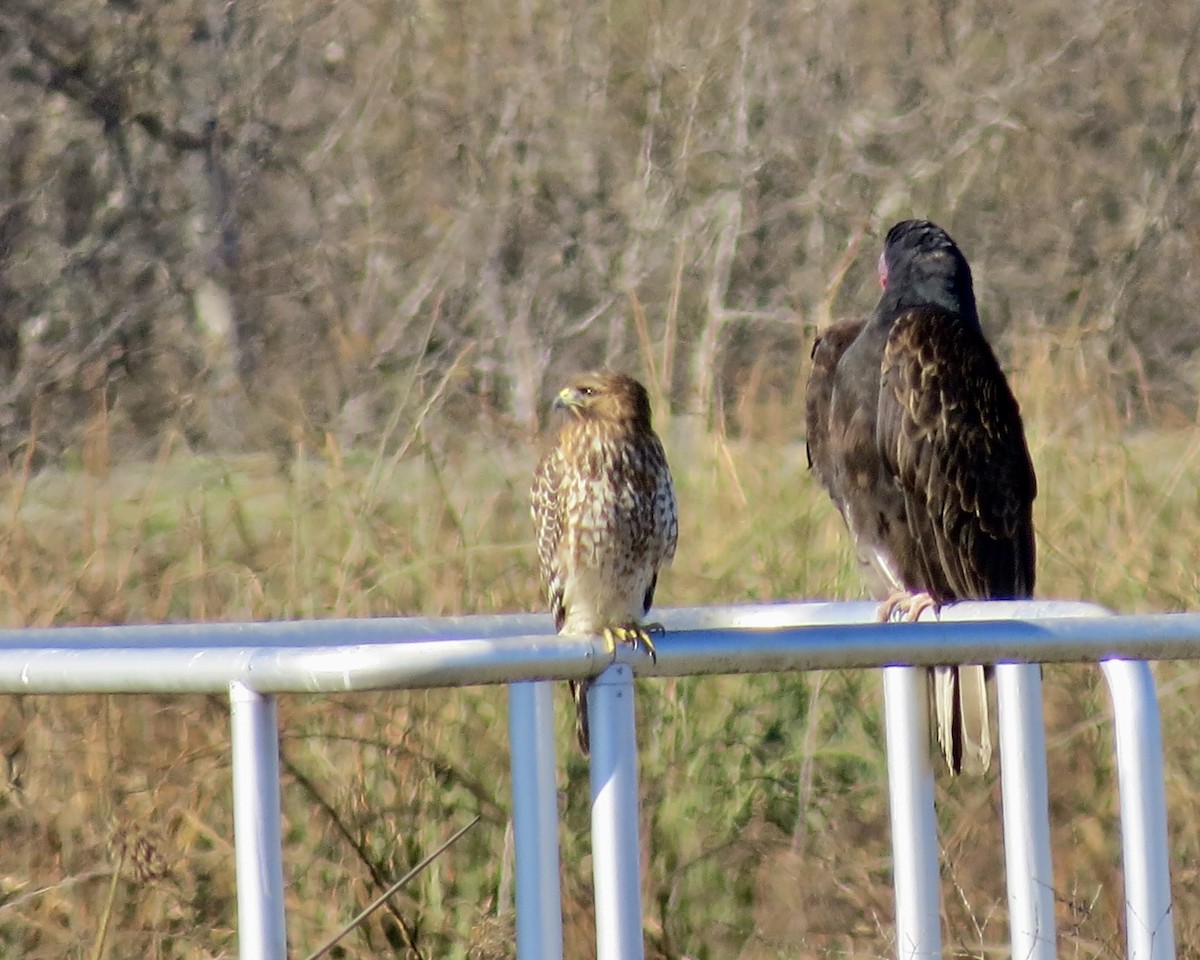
[0, 0, 1199, 957]
[1, 0, 1199, 457]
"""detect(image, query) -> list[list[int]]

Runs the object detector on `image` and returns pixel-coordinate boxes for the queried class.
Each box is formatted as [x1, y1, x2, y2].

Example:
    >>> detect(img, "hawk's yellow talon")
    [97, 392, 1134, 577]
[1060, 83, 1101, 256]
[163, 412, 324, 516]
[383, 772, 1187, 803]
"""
[600, 627, 620, 659]
[640, 622, 664, 663]
[599, 624, 662, 663]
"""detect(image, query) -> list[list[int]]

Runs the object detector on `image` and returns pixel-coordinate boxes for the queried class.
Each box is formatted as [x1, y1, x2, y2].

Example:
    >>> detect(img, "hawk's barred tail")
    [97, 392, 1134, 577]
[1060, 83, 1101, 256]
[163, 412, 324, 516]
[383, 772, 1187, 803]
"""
[932, 664, 992, 775]
[570, 679, 591, 755]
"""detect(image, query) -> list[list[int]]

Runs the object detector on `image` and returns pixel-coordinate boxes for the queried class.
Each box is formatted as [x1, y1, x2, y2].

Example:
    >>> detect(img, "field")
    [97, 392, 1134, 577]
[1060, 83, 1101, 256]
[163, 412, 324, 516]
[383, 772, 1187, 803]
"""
[0, 326, 1197, 959]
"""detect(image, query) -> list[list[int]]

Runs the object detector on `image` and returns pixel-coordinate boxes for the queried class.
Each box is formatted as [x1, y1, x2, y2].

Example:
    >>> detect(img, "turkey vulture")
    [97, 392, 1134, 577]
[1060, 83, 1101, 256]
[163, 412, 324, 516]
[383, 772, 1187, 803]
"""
[805, 219, 1037, 775]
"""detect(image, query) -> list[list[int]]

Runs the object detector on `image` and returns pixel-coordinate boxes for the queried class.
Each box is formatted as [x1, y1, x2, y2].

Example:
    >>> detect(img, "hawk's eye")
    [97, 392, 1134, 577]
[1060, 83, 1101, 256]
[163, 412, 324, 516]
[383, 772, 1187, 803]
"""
[579, 386, 595, 397]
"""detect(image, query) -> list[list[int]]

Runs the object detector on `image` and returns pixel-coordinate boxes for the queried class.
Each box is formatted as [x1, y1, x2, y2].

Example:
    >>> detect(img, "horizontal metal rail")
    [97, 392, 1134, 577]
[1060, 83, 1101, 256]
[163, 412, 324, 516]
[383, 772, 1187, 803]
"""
[1, 601, 1200, 693]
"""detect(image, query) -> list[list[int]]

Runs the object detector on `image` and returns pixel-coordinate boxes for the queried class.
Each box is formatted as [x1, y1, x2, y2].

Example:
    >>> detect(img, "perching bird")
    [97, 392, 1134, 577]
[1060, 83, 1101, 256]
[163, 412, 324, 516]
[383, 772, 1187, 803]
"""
[531, 371, 678, 753]
[805, 220, 1037, 774]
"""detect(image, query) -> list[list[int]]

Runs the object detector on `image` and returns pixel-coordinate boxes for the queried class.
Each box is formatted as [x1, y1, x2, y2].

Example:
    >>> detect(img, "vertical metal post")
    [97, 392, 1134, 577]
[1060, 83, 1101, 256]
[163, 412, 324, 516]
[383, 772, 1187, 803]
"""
[588, 662, 646, 960]
[1100, 659, 1176, 960]
[229, 681, 288, 960]
[882, 666, 942, 960]
[507, 681, 565, 960]
[995, 663, 1057, 960]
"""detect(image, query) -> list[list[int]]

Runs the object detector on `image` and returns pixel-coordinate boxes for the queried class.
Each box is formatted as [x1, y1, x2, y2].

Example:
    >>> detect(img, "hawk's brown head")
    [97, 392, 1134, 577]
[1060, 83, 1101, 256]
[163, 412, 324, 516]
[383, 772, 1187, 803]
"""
[552, 370, 653, 428]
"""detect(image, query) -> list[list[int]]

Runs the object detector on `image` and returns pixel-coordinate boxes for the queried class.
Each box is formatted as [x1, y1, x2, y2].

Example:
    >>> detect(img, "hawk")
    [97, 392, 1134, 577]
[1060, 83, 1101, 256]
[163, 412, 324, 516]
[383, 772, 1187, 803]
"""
[531, 370, 678, 754]
[805, 220, 1037, 775]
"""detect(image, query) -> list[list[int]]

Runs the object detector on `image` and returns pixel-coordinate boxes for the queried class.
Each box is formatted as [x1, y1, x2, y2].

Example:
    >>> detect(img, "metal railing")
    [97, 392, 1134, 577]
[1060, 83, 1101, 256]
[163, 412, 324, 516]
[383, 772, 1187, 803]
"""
[0, 600, 1192, 959]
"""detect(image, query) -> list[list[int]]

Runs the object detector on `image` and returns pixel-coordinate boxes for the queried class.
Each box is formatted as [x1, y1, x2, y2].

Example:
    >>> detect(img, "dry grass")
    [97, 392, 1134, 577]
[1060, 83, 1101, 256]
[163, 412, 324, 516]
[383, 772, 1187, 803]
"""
[0, 326, 1196, 958]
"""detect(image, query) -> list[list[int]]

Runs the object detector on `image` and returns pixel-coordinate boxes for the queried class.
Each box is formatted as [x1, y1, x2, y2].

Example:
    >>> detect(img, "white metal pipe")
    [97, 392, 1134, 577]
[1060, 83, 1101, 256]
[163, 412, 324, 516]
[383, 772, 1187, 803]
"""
[0, 599, 1108, 653]
[18, 603, 1200, 696]
[637, 612, 1200, 677]
[883, 666, 941, 960]
[229, 682, 288, 960]
[1101, 659, 1176, 960]
[995, 663, 1057, 960]
[0, 635, 599, 693]
[588, 663, 645, 960]
[0, 613, 554, 648]
[507, 681, 564, 960]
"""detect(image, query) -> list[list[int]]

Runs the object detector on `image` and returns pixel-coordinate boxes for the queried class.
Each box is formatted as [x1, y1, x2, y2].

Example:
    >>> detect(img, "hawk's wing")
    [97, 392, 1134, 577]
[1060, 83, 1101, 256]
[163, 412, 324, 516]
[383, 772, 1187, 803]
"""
[877, 306, 1036, 601]
[649, 433, 678, 612]
[531, 449, 567, 631]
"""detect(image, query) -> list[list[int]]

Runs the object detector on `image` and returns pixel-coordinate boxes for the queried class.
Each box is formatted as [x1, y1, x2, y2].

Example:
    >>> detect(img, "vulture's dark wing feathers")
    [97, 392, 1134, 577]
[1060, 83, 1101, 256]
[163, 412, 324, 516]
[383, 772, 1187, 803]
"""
[806, 317, 866, 490]
[807, 316, 913, 601]
[877, 305, 1036, 603]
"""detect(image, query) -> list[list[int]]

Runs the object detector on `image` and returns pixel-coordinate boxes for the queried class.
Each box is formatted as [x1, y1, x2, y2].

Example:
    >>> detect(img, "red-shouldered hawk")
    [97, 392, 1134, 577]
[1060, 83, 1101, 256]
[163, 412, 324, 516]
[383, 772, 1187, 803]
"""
[531, 370, 678, 754]
[805, 220, 1036, 775]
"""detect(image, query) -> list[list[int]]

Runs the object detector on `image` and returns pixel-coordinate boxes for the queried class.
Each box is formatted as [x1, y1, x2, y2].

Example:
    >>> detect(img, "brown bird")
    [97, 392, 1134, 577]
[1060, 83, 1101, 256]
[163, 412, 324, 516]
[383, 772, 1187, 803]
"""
[805, 220, 1037, 774]
[531, 371, 678, 753]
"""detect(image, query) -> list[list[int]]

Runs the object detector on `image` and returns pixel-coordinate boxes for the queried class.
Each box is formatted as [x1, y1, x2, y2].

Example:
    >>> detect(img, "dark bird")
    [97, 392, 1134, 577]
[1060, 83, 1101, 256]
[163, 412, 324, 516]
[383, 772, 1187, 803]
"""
[805, 219, 1037, 774]
[531, 371, 678, 753]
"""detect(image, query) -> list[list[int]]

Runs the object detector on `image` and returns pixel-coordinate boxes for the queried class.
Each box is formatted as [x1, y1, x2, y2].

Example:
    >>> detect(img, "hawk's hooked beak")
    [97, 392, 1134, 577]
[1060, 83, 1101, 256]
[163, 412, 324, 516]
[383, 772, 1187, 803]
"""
[553, 386, 583, 412]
